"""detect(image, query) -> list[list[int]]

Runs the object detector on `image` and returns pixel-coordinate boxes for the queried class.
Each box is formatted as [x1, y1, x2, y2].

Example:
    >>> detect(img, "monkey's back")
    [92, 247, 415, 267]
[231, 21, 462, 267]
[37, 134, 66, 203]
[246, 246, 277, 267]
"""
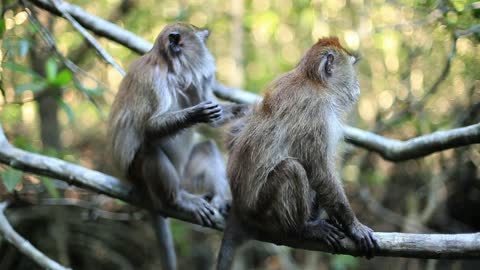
[229, 74, 324, 209]
[107, 54, 172, 179]
[228, 69, 348, 224]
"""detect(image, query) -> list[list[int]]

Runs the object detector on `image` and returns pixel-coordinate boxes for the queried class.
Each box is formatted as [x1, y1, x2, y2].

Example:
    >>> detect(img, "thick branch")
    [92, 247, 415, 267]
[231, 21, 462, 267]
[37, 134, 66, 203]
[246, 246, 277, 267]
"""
[0, 202, 72, 270]
[0, 125, 225, 230]
[1, 125, 480, 259]
[344, 123, 480, 161]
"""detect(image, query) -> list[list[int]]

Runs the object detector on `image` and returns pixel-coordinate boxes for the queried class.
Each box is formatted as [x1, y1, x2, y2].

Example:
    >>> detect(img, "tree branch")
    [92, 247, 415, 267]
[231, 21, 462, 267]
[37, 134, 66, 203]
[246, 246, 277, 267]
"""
[0, 202, 72, 270]
[46, 0, 125, 76]
[1, 124, 480, 259]
[343, 123, 480, 161]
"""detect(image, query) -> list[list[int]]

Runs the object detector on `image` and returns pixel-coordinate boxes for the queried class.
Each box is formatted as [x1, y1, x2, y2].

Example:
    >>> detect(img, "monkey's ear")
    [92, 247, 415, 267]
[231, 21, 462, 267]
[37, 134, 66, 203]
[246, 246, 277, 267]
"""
[168, 32, 181, 53]
[196, 29, 210, 42]
[321, 52, 335, 77]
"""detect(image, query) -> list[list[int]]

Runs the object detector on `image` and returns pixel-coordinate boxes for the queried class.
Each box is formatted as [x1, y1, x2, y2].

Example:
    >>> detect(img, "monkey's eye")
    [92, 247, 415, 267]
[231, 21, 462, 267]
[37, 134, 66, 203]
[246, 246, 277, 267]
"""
[351, 55, 361, 65]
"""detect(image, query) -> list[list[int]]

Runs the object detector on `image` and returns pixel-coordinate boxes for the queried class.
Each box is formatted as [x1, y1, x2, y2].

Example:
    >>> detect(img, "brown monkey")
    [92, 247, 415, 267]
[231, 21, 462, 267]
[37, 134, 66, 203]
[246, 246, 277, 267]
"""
[217, 37, 378, 269]
[107, 22, 247, 270]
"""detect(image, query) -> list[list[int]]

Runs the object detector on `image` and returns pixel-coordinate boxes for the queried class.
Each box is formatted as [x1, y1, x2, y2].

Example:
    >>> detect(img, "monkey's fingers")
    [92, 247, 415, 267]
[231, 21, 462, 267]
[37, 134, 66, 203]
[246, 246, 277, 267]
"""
[197, 208, 213, 227]
[205, 106, 222, 114]
[329, 233, 344, 253]
[326, 234, 342, 254]
[324, 221, 345, 239]
[359, 237, 371, 259]
[371, 232, 380, 250]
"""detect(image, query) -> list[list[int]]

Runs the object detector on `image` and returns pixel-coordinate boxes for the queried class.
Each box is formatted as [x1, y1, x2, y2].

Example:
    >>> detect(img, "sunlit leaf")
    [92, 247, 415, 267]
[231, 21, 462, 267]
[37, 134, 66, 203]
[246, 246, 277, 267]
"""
[46, 58, 58, 82]
[4, 62, 42, 79]
[59, 99, 75, 124]
[452, 0, 467, 12]
[40, 176, 60, 198]
[1, 168, 23, 192]
[73, 79, 103, 97]
[50, 69, 72, 87]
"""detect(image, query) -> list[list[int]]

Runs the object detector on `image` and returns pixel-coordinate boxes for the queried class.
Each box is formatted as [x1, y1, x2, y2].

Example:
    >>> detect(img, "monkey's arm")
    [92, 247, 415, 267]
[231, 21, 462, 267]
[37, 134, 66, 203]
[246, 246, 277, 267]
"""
[146, 101, 222, 137]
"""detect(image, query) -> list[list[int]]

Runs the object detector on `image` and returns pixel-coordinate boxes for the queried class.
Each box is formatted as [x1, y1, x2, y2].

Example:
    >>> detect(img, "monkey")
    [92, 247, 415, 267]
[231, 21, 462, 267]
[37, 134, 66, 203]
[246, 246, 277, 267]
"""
[107, 22, 248, 270]
[216, 37, 379, 270]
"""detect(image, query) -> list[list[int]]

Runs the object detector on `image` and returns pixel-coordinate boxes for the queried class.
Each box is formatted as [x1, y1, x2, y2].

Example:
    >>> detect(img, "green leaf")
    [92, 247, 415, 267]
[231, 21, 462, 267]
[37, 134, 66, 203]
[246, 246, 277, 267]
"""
[40, 177, 60, 198]
[45, 58, 58, 82]
[1, 168, 23, 192]
[59, 99, 75, 123]
[0, 19, 5, 38]
[15, 81, 47, 94]
[4, 62, 42, 79]
[50, 69, 72, 87]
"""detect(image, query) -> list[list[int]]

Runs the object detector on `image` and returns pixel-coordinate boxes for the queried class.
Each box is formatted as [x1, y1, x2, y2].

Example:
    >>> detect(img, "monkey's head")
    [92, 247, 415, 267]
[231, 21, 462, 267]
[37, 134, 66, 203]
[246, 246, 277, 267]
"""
[153, 22, 214, 73]
[299, 37, 360, 102]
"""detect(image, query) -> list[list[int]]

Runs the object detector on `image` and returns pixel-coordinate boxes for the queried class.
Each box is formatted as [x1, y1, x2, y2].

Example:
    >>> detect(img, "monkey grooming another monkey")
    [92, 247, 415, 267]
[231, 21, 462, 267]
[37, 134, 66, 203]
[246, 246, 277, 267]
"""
[217, 37, 378, 270]
[108, 22, 247, 270]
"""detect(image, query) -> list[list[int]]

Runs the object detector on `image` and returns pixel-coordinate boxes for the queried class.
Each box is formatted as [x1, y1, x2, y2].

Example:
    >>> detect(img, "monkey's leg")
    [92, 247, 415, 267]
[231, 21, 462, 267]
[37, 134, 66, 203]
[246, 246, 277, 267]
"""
[316, 169, 379, 258]
[141, 147, 217, 227]
[258, 159, 345, 251]
[183, 140, 231, 216]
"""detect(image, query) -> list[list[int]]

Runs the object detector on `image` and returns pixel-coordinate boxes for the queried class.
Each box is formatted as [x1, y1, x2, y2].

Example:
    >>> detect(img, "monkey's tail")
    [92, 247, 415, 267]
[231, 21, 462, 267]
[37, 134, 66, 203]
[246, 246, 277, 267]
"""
[151, 213, 177, 270]
[216, 210, 247, 270]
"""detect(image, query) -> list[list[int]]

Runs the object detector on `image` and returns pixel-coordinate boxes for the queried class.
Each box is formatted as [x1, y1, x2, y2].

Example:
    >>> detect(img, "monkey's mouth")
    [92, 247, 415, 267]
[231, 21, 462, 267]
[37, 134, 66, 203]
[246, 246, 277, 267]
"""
[169, 44, 182, 54]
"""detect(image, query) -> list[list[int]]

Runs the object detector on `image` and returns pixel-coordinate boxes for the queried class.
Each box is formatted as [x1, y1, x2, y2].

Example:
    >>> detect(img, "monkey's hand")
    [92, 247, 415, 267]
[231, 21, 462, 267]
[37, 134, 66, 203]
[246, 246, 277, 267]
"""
[304, 219, 345, 253]
[346, 221, 379, 259]
[209, 195, 230, 218]
[188, 101, 223, 124]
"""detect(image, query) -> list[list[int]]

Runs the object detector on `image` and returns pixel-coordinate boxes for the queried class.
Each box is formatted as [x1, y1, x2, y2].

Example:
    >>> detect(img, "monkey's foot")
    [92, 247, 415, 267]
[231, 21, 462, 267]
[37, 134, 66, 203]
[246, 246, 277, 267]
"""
[178, 192, 217, 227]
[303, 219, 345, 253]
[346, 221, 379, 259]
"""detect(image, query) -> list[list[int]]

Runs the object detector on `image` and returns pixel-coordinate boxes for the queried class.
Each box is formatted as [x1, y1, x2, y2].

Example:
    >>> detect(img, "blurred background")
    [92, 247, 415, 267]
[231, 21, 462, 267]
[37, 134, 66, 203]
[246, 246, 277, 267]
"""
[0, 0, 479, 269]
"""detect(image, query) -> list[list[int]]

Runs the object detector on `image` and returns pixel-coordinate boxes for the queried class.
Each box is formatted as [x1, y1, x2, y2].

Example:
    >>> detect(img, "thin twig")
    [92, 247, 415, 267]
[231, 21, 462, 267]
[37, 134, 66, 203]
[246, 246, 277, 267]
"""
[47, 0, 125, 76]
[0, 202, 72, 270]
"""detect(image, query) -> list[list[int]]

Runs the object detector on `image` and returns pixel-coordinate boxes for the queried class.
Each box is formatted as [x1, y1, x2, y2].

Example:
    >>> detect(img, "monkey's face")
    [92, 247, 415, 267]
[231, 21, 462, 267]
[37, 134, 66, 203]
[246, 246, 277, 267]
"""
[301, 37, 360, 101]
[157, 22, 211, 60]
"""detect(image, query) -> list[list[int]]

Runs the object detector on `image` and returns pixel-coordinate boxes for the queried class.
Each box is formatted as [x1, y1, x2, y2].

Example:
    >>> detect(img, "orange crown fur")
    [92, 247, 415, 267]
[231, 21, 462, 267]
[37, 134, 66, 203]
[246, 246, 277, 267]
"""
[316, 37, 343, 48]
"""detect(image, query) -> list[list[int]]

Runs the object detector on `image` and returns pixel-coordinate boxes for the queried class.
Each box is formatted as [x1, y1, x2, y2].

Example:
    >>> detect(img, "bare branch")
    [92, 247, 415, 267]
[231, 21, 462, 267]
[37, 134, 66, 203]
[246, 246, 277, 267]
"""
[0, 202, 72, 270]
[46, 0, 125, 76]
[27, 0, 152, 54]
[343, 123, 480, 161]
[1, 124, 480, 259]
[455, 24, 480, 38]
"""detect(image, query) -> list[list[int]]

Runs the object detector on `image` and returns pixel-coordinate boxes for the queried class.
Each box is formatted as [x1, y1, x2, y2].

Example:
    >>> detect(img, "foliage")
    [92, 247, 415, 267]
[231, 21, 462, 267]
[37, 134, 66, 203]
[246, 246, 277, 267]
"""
[0, 0, 479, 269]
